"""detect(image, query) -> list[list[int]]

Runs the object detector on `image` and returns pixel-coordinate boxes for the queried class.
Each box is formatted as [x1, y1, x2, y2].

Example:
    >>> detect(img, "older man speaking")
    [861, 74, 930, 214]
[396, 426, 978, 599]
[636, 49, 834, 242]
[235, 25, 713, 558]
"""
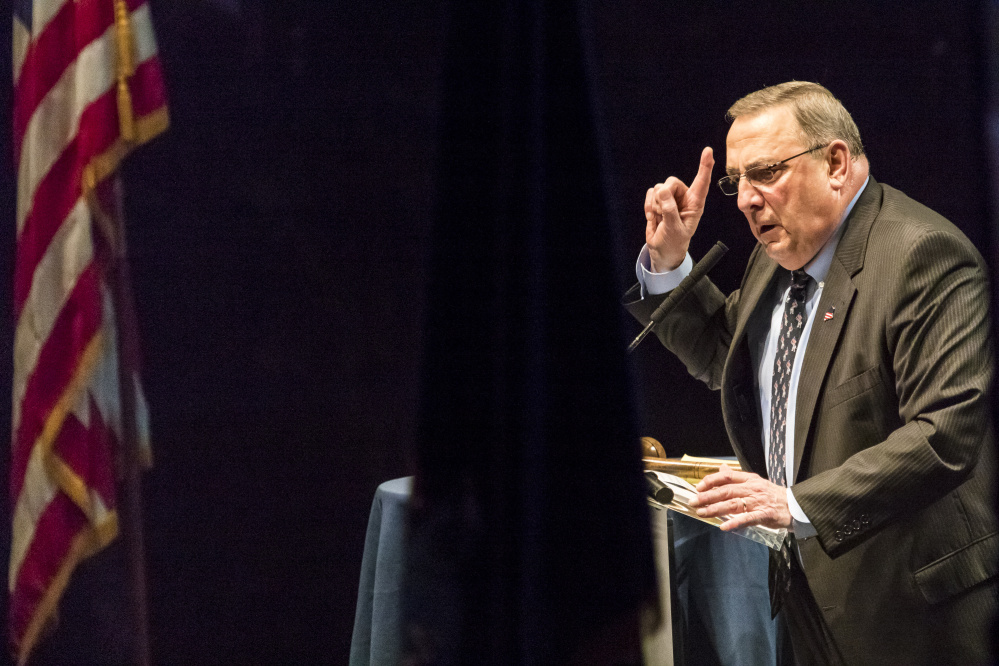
[626, 81, 997, 665]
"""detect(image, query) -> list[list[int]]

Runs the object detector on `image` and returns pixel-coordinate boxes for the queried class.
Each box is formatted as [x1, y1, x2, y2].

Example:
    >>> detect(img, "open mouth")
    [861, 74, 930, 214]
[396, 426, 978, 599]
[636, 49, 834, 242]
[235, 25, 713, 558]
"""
[759, 224, 777, 235]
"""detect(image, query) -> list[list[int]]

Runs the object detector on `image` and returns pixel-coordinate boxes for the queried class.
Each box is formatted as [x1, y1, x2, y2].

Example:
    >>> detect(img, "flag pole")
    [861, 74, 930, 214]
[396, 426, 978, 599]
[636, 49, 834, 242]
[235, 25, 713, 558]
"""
[109, 174, 152, 666]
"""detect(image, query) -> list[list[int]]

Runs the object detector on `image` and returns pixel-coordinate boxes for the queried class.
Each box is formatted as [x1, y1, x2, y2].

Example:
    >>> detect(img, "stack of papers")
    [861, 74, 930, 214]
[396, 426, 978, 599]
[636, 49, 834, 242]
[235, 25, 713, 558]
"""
[646, 470, 787, 551]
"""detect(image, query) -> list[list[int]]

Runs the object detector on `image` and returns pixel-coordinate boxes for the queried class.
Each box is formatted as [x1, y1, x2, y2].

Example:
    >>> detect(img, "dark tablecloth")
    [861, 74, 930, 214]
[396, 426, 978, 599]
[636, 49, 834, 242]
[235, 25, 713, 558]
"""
[349, 477, 776, 666]
[350, 477, 412, 666]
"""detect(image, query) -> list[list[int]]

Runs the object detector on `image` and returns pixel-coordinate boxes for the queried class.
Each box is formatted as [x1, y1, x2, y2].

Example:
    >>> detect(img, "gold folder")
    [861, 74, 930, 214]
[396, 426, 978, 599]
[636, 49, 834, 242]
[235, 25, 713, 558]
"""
[640, 438, 741, 486]
[642, 459, 740, 486]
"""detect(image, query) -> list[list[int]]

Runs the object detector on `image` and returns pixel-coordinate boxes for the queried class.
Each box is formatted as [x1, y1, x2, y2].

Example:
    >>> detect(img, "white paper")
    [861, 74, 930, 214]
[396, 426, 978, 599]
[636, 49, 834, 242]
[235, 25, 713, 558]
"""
[647, 470, 788, 551]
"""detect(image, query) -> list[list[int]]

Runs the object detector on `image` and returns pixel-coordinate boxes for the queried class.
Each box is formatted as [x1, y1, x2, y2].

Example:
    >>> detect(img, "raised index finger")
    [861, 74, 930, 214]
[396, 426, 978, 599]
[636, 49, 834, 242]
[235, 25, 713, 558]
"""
[686, 146, 715, 206]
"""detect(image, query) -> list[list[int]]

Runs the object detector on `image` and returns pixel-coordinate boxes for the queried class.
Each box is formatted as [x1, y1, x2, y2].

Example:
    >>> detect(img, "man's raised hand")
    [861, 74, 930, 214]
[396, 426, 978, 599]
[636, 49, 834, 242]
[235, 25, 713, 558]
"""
[644, 146, 715, 272]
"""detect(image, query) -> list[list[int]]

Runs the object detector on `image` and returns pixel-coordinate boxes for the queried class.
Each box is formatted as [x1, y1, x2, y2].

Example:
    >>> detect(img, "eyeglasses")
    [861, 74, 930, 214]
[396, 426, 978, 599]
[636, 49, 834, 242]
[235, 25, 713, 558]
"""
[716, 144, 829, 196]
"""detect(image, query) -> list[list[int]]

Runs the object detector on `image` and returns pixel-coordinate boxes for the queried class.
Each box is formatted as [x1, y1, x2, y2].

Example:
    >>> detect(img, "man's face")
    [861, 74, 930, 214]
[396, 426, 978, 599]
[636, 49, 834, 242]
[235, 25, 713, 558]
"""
[725, 106, 840, 270]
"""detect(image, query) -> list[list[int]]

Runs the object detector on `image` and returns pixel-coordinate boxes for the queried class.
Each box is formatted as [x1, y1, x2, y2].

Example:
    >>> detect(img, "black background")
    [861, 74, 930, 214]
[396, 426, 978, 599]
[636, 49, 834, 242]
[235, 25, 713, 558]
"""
[0, 1, 996, 663]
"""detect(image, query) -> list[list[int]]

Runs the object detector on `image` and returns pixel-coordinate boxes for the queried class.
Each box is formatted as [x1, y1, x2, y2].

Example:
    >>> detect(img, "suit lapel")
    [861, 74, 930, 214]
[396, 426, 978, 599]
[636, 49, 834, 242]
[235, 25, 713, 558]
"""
[792, 260, 854, 480]
[731, 249, 779, 349]
[792, 178, 882, 481]
[722, 247, 778, 473]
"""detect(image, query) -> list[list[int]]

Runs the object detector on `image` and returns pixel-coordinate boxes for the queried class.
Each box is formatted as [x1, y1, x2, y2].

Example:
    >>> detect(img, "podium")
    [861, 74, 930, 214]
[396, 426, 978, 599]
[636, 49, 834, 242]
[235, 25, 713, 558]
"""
[644, 501, 681, 665]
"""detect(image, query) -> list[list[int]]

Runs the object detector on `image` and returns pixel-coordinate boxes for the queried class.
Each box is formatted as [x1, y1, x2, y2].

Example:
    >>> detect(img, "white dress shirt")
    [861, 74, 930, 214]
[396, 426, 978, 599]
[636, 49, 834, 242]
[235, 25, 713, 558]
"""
[636, 178, 869, 536]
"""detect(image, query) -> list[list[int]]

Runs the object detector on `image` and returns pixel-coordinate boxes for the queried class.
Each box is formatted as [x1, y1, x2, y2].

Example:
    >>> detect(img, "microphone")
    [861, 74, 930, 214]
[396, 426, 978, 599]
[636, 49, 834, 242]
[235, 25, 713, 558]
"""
[627, 241, 728, 353]
[645, 471, 675, 505]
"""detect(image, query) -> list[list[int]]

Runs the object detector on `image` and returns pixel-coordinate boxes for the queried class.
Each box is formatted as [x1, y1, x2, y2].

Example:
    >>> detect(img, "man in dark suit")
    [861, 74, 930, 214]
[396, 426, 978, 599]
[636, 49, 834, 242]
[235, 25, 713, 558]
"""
[627, 82, 997, 665]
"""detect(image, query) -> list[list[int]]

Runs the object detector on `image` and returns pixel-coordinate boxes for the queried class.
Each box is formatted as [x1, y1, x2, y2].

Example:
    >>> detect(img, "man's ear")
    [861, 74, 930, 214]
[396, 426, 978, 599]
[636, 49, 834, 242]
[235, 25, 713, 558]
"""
[827, 140, 850, 190]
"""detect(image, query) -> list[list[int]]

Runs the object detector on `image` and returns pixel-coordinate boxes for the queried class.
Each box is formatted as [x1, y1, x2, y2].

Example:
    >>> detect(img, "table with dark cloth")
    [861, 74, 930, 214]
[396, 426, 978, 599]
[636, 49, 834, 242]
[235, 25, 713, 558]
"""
[350, 477, 775, 666]
[670, 512, 777, 666]
[350, 476, 412, 666]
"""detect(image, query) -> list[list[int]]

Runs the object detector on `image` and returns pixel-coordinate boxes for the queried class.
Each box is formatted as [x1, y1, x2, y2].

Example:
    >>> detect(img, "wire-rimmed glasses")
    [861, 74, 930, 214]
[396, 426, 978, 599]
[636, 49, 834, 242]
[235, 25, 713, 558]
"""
[717, 144, 829, 196]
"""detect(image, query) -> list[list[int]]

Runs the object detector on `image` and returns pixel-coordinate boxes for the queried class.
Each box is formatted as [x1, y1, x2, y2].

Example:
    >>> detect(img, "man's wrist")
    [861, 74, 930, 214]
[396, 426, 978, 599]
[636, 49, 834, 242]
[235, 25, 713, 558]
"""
[650, 249, 688, 273]
[638, 249, 692, 296]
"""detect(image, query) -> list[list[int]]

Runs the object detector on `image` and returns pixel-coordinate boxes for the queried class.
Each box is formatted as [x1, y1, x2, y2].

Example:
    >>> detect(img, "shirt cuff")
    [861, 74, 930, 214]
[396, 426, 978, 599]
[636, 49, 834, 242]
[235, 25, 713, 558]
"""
[787, 488, 817, 538]
[635, 245, 692, 297]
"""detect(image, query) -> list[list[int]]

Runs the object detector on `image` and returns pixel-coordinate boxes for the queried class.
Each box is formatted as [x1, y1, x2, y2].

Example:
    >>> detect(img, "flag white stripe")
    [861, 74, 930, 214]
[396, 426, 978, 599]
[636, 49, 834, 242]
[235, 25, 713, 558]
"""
[16, 3, 158, 237]
[12, 17, 31, 84]
[30, 0, 69, 41]
[12, 199, 93, 434]
[9, 445, 57, 589]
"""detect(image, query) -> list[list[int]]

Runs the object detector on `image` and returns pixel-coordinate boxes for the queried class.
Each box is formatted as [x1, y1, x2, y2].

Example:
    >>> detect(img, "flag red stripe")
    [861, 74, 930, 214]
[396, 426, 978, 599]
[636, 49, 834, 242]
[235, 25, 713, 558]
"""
[128, 57, 169, 116]
[14, 90, 119, 316]
[10, 264, 102, 505]
[53, 403, 118, 504]
[9, 492, 87, 642]
[13, 0, 148, 163]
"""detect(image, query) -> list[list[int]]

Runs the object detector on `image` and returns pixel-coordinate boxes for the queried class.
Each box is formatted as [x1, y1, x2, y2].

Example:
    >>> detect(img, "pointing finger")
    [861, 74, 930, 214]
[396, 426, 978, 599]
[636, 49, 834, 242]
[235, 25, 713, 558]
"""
[686, 146, 715, 206]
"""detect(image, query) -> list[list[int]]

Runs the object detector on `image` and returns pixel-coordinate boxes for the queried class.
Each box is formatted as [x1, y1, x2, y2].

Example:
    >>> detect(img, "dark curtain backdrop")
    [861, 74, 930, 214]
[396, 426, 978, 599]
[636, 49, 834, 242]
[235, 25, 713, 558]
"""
[0, 1, 995, 664]
[405, 2, 655, 663]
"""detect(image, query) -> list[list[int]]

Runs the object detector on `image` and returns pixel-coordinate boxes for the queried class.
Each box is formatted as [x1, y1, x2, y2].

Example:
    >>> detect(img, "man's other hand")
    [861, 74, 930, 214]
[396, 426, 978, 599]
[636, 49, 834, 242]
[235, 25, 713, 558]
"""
[689, 463, 793, 531]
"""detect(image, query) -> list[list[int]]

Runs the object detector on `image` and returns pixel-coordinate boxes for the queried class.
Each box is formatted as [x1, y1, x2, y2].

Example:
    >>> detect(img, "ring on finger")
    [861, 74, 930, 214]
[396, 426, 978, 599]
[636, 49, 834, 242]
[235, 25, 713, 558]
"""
[741, 498, 748, 513]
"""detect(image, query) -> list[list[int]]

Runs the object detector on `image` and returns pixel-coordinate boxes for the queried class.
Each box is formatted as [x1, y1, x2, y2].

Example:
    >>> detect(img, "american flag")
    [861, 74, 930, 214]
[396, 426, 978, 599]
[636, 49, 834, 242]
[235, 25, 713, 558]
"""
[10, 0, 167, 662]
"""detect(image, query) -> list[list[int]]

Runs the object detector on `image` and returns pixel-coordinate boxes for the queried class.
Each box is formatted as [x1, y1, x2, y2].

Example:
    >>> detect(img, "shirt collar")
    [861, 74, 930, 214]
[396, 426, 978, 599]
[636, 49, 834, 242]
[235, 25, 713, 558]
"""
[803, 175, 869, 284]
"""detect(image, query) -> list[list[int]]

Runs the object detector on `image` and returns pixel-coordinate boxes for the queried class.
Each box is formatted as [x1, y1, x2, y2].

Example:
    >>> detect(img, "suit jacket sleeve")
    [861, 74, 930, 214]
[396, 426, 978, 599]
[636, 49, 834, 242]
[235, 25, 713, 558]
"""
[623, 244, 769, 391]
[791, 225, 994, 558]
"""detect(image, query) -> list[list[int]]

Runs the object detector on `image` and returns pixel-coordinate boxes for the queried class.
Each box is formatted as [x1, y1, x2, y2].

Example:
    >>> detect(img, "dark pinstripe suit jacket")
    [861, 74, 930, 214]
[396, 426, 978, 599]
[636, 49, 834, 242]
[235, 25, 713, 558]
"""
[626, 178, 998, 664]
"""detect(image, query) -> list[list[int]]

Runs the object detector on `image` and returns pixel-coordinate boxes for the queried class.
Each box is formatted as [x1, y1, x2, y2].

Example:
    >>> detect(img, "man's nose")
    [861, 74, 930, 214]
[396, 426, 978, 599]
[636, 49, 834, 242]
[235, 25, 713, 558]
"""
[737, 178, 764, 212]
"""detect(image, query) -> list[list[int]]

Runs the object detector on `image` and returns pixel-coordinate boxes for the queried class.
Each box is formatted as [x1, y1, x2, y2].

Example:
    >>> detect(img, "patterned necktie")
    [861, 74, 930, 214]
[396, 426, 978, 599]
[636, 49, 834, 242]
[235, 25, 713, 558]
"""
[767, 269, 809, 618]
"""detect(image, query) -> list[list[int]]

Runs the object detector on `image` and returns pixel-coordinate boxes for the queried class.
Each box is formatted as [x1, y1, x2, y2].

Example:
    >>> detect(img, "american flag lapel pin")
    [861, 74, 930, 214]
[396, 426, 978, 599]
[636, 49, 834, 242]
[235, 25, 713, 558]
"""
[823, 306, 836, 321]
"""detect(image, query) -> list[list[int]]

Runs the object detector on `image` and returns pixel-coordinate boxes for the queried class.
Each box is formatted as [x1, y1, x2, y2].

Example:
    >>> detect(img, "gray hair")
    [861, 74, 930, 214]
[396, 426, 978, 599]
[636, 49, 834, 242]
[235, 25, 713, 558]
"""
[726, 81, 865, 158]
